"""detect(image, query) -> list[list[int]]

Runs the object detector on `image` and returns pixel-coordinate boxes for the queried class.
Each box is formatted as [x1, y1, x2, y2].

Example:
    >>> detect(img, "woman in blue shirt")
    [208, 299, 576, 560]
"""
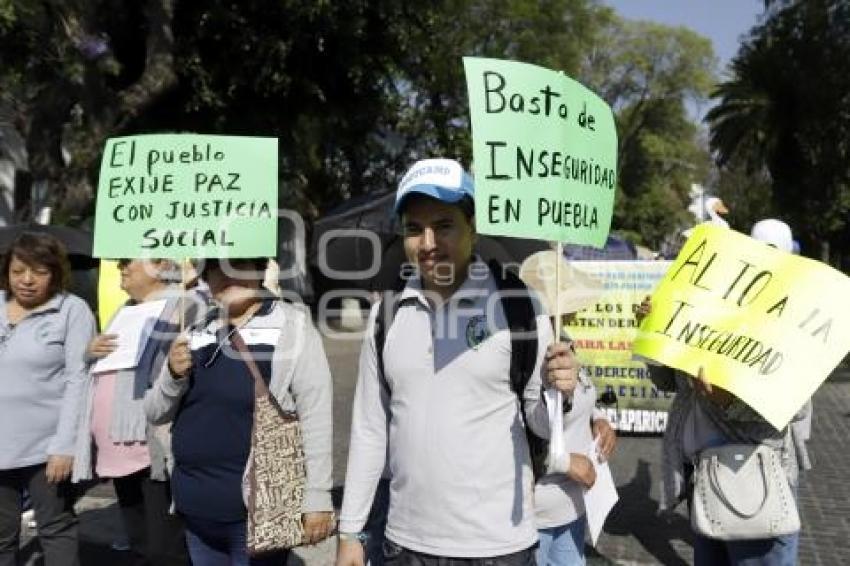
[0, 232, 96, 566]
[146, 258, 335, 566]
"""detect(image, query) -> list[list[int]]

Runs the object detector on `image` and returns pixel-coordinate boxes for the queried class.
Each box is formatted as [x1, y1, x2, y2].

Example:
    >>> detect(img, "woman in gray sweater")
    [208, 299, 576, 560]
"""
[0, 232, 96, 566]
[146, 258, 335, 565]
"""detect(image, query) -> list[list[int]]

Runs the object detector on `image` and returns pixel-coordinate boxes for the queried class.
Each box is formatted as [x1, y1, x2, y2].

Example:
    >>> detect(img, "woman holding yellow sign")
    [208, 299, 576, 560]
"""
[636, 219, 810, 566]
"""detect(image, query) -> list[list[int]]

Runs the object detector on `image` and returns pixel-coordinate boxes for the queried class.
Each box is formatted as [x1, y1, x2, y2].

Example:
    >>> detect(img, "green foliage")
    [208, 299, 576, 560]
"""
[0, 0, 717, 252]
[714, 153, 775, 232]
[390, 0, 611, 168]
[163, 1, 413, 211]
[582, 19, 716, 112]
[0, 0, 15, 32]
[708, 0, 850, 263]
[583, 18, 717, 249]
[1, 0, 615, 220]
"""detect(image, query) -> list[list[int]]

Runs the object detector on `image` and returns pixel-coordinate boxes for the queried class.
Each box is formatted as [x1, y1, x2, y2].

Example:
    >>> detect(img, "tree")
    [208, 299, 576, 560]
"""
[0, 0, 179, 222]
[707, 0, 850, 264]
[0, 0, 613, 223]
[713, 151, 775, 232]
[1, 0, 721, 250]
[581, 18, 717, 249]
[1, 0, 424, 221]
[389, 0, 612, 168]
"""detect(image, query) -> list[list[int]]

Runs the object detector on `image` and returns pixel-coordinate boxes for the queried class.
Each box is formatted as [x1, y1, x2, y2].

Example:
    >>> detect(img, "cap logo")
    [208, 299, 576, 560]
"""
[398, 159, 463, 194]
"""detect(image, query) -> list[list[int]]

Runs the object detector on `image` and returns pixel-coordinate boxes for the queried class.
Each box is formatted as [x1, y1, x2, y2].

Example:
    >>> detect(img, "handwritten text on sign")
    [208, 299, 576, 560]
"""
[633, 224, 850, 429]
[94, 134, 278, 259]
[464, 57, 617, 246]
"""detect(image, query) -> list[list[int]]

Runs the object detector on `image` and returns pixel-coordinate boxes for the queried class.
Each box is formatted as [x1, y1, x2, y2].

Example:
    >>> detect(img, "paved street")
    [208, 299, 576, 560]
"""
[20, 332, 850, 565]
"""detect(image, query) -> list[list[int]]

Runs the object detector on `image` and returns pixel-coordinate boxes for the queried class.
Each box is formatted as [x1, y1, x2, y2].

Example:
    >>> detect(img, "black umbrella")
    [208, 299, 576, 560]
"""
[308, 192, 398, 295]
[0, 223, 96, 268]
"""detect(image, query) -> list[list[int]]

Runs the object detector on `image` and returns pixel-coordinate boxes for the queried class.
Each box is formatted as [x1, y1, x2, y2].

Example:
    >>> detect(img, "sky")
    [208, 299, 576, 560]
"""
[604, 0, 765, 74]
[604, 0, 766, 120]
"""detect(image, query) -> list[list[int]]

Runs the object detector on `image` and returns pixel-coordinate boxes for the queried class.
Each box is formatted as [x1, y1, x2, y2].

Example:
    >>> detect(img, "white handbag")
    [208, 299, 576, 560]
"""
[691, 443, 800, 541]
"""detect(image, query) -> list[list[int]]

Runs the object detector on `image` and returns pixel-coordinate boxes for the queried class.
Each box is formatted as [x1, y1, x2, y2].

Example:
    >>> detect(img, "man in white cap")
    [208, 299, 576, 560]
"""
[750, 218, 794, 253]
[751, 218, 813, 561]
[337, 158, 579, 566]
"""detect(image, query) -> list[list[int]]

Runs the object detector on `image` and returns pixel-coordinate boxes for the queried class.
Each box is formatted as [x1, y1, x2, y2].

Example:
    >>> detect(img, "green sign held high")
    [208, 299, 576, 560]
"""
[93, 134, 278, 259]
[464, 57, 617, 247]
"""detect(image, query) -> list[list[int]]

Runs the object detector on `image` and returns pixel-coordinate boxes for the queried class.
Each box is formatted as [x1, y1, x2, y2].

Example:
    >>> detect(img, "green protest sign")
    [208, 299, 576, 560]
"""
[464, 57, 617, 246]
[93, 134, 278, 259]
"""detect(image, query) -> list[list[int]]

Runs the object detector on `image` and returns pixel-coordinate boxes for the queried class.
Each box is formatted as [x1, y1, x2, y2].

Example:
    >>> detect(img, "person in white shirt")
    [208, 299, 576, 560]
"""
[520, 250, 617, 565]
[336, 158, 579, 566]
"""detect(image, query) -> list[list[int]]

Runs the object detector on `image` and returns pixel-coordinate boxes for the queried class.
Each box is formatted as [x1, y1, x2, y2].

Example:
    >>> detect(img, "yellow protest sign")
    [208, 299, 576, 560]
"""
[566, 261, 673, 433]
[97, 260, 129, 330]
[633, 224, 850, 430]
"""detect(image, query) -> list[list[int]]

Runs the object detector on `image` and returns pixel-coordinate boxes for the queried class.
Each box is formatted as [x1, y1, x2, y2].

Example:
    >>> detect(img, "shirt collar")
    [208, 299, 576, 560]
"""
[255, 295, 277, 317]
[218, 294, 278, 329]
[0, 290, 66, 319]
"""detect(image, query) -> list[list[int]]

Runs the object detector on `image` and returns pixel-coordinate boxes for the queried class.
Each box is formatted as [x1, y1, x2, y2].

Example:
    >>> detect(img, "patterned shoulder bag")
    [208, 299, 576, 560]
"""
[231, 330, 306, 555]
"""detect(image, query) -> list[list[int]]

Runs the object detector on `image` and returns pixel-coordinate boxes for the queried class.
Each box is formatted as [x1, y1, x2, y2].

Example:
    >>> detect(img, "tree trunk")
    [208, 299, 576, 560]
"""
[20, 0, 177, 223]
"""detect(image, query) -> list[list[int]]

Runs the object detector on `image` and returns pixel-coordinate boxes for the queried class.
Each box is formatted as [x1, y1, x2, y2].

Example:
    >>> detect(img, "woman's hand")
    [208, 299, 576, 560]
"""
[567, 453, 597, 489]
[695, 367, 733, 408]
[302, 511, 335, 545]
[167, 336, 192, 379]
[87, 334, 118, 360]
[635, 295, 652, 325]
[592, 418, 617, 461]
[45, 455, 73, 484]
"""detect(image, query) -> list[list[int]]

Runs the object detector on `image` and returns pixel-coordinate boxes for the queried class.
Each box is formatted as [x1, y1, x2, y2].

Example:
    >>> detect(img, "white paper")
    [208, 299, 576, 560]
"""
[91, 300, 168, 374]
[190, 331, 217, 350]
[241, 328, 281, 346]
[545, 388, 565, 466]
[583, 438, 619, 547]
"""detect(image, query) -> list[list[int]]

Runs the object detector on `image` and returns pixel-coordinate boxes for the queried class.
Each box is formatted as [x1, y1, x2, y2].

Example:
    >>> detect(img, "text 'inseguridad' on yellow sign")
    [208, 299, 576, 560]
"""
[633, 223, 850, 430]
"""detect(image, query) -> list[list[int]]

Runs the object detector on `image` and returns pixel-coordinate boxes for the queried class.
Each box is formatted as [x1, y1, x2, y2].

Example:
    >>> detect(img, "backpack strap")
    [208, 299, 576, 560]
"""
[487, 259, 547, 481]
[486, 260, 538, 397]
[373, 291, 401, 398]
[377, 262, 540, 396]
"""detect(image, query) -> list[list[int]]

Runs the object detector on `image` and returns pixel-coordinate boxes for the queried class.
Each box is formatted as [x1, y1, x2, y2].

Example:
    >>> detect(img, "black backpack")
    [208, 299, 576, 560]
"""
[372, 259, 550, 481]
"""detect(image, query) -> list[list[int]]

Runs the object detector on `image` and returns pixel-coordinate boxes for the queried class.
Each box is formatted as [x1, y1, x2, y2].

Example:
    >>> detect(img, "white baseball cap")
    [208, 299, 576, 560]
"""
[751, 219, 793, 253]
[394, 158, 474, 215]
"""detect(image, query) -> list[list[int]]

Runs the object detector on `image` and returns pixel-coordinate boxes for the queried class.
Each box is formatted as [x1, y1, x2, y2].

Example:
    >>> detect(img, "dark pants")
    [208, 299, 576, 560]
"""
[113, 468, 189, 566]
[183, 515, 289, 566]
[0, 464, 79, 566]
[365, 478, 391, 566]
[383, 540, 536, 566]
